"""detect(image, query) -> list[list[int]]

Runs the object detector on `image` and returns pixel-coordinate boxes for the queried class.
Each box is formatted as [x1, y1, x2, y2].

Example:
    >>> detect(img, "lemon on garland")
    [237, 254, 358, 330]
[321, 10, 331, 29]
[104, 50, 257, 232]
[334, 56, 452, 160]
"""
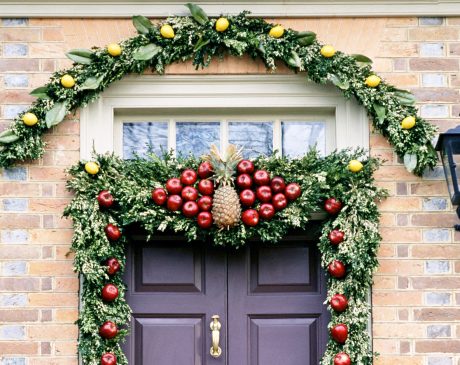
[348, 159, 363, 172]
[160, 24, 175, 38]
[320, 45, 336, 58]
[365, 75, 381, 88]
[401, 116, 416, 130]
[22, 112, 38, 127]
[216, 17, 229, 32]
[269, 25, 284, 38]
[85, 161, 99, 175]
[107, 43, 122, 56]
[61, 74, 75, 88]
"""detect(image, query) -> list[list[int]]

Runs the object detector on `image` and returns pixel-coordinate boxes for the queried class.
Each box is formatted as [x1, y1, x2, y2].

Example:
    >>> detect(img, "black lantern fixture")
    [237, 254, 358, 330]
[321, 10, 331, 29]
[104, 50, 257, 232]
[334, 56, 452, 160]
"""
[435, 125, 460, 228]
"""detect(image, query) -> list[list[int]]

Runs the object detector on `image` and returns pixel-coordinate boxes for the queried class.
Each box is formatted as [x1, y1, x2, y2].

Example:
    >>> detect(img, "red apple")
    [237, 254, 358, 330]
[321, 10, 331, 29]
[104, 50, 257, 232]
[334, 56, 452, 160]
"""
[334, 352, 351, 365]
[97, 190, 114, 208]
[197, 196, 213, 211]
[152, 188, 167, 205]
[270, 177, 286, 194]
[101, 353, 117, 365]
[166, 178, 183, 194]
[197, 211, 213, 229]
[167, 195, 183, 211]
[181, 186, 198, 201]
[198, 161, 213, 179]
[256, 186, 272, 203]
[237, 159, 255, 175]
[105, 224, 121, 241]
[328, 229, 345, 245]
[330, 294, 348, 313]
[285, 183, 301, 201]
[259, 203, 275, 220]
[198, 179, 214, 196]
[182, 201, 199, 218]
[106, 258, 120, 276]
[328, 260, 346, 279]
[253, 170, 270, 186]
[324, 198, 342, 215]
[236, 174, 253, 189]
[99, 321, 118, 339]
[242, 209, 259, 226]
[180, 169, 198, 186]
[331, 323, 348, 344]
[272, 193, 288, 210]
[101, 283, 119, 302]
[239, 189, 256, 207]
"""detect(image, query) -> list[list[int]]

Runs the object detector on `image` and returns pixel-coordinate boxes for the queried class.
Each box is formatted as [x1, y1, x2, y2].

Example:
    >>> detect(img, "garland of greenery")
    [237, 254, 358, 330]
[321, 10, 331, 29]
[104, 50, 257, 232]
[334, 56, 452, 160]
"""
[0, 4, 437, 175]
[64, 148, 386, 365]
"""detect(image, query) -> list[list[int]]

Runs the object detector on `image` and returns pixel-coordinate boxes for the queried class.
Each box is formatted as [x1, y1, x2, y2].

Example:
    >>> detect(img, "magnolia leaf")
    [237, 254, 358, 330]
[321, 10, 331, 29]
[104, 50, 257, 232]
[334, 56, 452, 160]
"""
[373, 103, 386, 124]
[329, 74, 350, 90]
[45, 102, 68, 128]
[394, 90, 416, 106]
[295, 31, 316, 46]
[80, 75, 104, 91]
[66, 49, 93, 64]
[286, 50, 301, 68]
[29, 86, 49, 99]
[132, 15, 153, 35]
[185, 3, 209, 25]
[351, 54, 373, 66]
[194, 37, 210, 52]
[403, 153, 418, 172]
[133, 44, 162, 61]
[0, 129, 19, 144]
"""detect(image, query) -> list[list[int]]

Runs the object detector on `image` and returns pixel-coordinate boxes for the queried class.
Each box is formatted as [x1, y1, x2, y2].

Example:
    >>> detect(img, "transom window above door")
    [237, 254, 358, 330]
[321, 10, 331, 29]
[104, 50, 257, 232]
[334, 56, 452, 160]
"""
[115, 108, 335, 159]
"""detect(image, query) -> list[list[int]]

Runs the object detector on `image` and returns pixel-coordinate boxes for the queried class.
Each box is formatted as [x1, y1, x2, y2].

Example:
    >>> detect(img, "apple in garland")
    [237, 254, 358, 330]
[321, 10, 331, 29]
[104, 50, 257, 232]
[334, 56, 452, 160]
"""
[331, 323, 348, 344]
[197, 196, 212, 211]
[236, 173, 253, 189]
[256, 186, 272, 203]
[239, 189, 256, 207]
[334, 353, 351, 365]
[237, 159, 255, 175]
[101, 283, 119, 302]
[105, 224, 121, 241]
[167, 195, 183, 211]
[272, 193, 288, 210]
[242, 209, 259, 226]
[285, 183, 301, 201]
[99, 321, 118, 339]
[330, 294, 348, 313]
[324, 198, 342, 215]
[197, 211, 213, 229]
[97, 190, 114, 208]
[166, 178, 183, 194]
[259, 203, 275, 220]
[180, 169, 198, 186]
[328, 229, 345, 245]
[182, 201, 199, 218]
[270, 176, 286, 194]
[106, 258, 120, 276]
[198, 179, 214, 196]
[181, 186, 198, 201]
[198, 161, 213, 179]
[101, 353, 117, 365]
[152, 188, 167, 206]
[253, 170, 270, 186]
[328, 260, 346, 279]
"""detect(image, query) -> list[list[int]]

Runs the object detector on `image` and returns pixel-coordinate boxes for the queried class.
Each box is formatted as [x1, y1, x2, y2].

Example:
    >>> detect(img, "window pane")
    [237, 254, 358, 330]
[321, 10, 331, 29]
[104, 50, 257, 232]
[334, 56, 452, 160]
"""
[282, 121, 326, 157]
[123, 122, 168, 159]
[176, 122, 220, 157]
[228, 122, 273, 159]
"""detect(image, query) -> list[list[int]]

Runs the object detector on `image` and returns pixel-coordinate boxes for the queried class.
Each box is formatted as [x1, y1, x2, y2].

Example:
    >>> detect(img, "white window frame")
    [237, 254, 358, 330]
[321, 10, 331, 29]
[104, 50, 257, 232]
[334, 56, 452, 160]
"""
[81, 74, 369, 160]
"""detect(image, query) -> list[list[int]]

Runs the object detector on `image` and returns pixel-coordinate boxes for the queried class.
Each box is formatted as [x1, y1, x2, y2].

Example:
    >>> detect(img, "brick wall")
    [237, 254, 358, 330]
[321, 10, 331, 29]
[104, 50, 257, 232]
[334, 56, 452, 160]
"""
[0, 15, 459, 365]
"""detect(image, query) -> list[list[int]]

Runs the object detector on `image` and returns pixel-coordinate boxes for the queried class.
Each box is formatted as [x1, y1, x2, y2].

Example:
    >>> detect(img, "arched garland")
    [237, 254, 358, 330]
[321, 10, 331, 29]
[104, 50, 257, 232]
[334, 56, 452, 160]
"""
[0, 4, 437, 174]
[64, 148, 386, 365]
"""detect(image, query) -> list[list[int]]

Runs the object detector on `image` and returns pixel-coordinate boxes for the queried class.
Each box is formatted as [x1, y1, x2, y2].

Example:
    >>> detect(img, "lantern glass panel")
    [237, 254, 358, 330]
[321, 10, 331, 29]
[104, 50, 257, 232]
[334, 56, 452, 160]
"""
[442, 138, 460, 205]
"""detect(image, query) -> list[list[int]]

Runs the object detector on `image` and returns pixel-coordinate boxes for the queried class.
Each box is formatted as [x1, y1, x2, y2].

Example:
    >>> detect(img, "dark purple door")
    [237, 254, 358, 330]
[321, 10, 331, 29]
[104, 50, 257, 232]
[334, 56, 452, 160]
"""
[123, 233, 328, 364]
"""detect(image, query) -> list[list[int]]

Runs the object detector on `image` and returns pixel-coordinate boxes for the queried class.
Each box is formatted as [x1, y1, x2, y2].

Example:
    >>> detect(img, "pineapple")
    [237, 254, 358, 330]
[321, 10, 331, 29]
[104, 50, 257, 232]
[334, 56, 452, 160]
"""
[203, 145, 242, 229]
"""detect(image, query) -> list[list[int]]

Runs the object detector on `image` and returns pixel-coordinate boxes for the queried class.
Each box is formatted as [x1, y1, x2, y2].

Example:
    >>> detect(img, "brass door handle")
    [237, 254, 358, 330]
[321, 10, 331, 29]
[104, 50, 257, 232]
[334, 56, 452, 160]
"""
[209, 315, 222, 358]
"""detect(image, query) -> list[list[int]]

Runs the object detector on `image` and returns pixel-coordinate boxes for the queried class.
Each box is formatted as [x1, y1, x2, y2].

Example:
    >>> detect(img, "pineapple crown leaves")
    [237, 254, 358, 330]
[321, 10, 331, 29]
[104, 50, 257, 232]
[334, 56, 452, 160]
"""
[203, 144, 243, 187]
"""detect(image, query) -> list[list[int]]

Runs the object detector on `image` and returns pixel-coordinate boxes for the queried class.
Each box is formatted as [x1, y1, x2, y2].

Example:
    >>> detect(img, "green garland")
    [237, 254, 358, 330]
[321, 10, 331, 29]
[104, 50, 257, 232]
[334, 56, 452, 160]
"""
[64, 148, 387, 365]
[0, 4, 437, 175]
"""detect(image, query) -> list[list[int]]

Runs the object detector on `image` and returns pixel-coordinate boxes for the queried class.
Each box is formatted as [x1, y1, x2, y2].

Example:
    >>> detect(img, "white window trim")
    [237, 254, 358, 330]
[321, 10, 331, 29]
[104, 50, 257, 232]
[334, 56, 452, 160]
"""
[81, 74, 369, 160]
[2, 0, 459, 17]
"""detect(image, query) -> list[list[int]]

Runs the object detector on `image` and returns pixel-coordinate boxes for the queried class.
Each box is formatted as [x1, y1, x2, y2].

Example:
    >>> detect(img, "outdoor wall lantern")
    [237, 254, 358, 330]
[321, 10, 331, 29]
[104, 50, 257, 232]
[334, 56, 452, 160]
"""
[435, 125, 460, 230]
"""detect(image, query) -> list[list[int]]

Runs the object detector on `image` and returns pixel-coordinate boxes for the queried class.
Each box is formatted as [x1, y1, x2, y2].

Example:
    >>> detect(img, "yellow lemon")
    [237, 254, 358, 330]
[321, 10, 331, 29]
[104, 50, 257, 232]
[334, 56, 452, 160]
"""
[320, 45, 336, 58]
[22, 112, 38, 126]
[269, 25, 284, 38]
[61, 74, 75, 88]
[401, 116, 416, 130]
[348, 160, 363, 173]
[107, 43, 122, 56]
[85, 161, 100, 175]
[216, 17, 229, 32]
[160, 24, 175, 39]
[365, 75, 381, 88]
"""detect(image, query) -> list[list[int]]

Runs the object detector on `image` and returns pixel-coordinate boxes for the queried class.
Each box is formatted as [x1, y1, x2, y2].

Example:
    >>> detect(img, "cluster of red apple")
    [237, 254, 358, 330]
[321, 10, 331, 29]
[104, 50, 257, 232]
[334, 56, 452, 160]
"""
[235, 159, 301, 226]
[151, 161, 215, 228]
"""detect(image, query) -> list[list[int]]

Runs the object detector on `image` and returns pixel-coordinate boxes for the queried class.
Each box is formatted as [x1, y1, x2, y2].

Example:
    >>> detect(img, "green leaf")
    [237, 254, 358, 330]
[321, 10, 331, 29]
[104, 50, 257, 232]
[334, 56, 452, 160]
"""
[286, 50, 301, 68]
[66, 49, 93, 64]
[29, 86, 49, 99]
[329, 74, 349, 90]
[132, 15, 153, 35]
[80, 75, 104, 91]
[194, 37, 210, 52]
[351, 54, 373, 66]
[133, 44, 162, 61]
[373, 103, 386, 124]
[403, 153, 418, 173]
[294, 31, 316, 46]
[185, 3, 209, 25]
[394, 90, 416, 106]
[45, 102, 68, 128]
[0, 129, 19, 144]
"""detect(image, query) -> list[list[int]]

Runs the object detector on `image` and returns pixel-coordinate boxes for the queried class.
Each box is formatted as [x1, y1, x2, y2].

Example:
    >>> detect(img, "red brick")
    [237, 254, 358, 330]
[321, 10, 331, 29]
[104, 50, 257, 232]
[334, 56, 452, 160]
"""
[412, 277, 460, 289]
[0, 278, 40, 291]
[0, 309, 38, 322]
[412, 245, 460, 259]
[412, 88, 460, 103]
[0, 183, 40, 197]
[0, 341, 39, 355]
[0, 59, 40, 72]
[414, 308, 460, 321]
[409, 27, 458, 41]
[29, 167, 68, 181]
[0, 246, 41, 259]
[410, 58, 458, 71]
[29, 325, 78, 340]
[415, 340, 460, 353]
[0, 214, 40, 228]
[411, 213, 458, 227]
[0, 28, 40, 42]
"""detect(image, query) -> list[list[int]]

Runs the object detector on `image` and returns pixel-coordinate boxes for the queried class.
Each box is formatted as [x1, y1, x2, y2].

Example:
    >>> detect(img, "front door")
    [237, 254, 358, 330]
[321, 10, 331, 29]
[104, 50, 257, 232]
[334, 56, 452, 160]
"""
[123, 233, 329, 364]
